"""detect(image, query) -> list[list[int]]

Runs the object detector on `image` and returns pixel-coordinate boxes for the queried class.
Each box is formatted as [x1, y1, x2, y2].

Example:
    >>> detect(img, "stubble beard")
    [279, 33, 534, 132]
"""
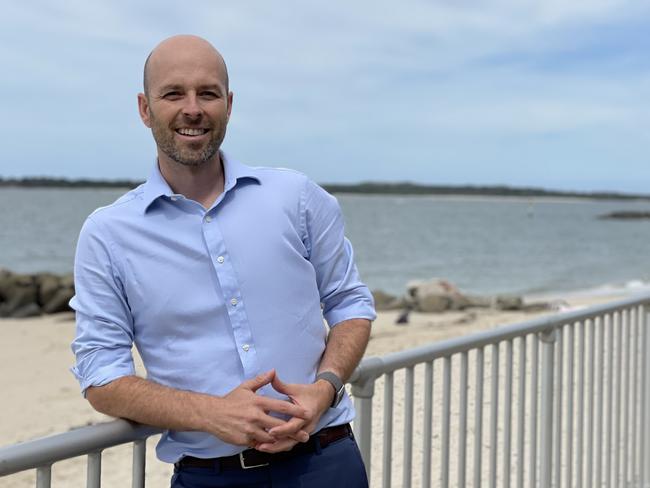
[150, 115, 226, 168]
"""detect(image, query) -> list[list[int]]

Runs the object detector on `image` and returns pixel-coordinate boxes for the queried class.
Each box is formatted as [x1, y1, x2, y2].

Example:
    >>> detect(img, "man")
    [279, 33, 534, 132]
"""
[70, 35, 376, 487]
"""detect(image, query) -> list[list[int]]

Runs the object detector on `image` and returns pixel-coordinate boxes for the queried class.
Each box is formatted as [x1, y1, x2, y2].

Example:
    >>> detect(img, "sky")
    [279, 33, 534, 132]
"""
[1, 1, 649, 192]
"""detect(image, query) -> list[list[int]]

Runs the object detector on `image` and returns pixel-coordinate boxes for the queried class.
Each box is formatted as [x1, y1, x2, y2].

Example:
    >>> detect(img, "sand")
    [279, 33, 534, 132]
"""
[0, 292, 629, 487]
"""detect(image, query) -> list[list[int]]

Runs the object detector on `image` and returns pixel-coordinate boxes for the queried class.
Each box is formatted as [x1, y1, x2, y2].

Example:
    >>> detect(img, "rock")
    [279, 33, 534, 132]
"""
[521, 302, 552, 312]
[59, 273, 74, 289]
[372, 290, 403, 311]
[598, 211, 650, 220]
[464, 296, 491, 308]
[35, 273, 61, 307]
[0, 270, 76, 317]
[42, 287, 74, 314]
[492, 295, 524, 311]
[417, 294, 452, 313]
[0, 272, 40, 318]
[406, 279, 471, 313]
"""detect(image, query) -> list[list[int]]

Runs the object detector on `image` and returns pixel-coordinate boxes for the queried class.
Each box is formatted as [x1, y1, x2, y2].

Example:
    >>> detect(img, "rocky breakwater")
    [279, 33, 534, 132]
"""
[373, 278, 550, 316]
[0, 269, 74, 318]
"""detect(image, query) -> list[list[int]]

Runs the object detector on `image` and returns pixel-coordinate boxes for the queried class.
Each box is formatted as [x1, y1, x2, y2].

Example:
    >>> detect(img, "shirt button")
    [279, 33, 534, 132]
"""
[242, 344, 250, 352]
[230, 298, 238, 306]
[217, 256, 225, 264]
[205, 216, 212, 223]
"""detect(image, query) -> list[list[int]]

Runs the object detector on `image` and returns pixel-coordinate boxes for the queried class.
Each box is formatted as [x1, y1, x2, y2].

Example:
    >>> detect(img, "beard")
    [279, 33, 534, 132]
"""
[149, 114, 226, 167]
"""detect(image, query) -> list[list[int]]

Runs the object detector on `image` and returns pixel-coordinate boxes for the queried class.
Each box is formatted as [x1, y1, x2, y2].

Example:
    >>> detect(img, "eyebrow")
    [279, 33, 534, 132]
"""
[157, 84, 225, 94]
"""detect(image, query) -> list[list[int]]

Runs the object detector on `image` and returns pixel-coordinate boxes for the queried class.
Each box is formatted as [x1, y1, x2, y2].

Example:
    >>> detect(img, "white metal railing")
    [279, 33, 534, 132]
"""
[0, 420, 161, 488]
[349, 294, 650, 487]
[1, 294, 649, 487]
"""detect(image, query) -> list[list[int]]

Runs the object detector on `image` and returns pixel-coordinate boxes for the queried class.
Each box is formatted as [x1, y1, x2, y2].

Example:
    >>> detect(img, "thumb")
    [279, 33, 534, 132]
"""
[242, 370, 275, 392]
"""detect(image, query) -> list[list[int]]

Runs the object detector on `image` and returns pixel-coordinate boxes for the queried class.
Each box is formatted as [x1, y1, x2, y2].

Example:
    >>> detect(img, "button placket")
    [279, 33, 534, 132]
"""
[203, 220, 258, 377]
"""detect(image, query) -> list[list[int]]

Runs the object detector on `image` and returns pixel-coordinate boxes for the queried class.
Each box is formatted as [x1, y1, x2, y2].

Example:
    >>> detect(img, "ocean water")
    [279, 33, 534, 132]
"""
[2, 187, 650, 298]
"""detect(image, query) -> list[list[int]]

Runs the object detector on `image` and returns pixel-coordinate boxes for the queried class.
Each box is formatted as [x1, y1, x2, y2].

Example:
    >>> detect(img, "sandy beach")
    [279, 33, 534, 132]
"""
[0, 291, 630, 487]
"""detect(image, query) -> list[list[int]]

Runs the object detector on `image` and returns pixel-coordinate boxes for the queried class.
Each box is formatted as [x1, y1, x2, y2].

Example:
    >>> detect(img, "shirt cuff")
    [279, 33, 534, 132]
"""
[325, 304, 376, 328]
[71, 362, 136, 397]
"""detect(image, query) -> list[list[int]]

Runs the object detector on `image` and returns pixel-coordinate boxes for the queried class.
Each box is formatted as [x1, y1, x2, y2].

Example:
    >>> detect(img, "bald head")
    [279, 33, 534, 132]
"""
[143, 35, 229, 98]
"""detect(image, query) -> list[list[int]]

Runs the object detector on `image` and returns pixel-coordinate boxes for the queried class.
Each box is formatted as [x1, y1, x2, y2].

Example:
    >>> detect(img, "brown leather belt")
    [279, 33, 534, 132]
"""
[176, 424, 353, 470]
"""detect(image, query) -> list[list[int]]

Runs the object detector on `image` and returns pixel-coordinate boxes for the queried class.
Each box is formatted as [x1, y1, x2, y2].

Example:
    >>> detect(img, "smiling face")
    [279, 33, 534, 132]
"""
[138, 36, 233, 168]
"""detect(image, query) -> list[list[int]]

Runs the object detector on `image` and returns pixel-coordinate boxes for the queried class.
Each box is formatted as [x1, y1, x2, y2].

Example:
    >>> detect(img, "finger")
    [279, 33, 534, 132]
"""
[245, 433, 257, 448]
[292, 429, 310, 443]
[256, 438, 299, 453]
[256, 414, 287, 430]
[241, 370, 275, 392]
[256, 397, 309, 419]
[268, 416, 306, 438]
[243, 427, 276, 446]
[248, 408, 307, 435]
[270, 374, 293, 397]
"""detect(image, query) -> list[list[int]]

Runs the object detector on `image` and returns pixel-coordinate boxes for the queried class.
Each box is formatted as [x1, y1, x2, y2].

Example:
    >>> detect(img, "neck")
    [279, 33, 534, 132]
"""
[157, 152, 225, 210]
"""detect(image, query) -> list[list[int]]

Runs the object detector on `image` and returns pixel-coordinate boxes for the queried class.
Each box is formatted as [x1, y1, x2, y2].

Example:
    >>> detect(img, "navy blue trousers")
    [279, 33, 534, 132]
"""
[170, 436, 368, 488]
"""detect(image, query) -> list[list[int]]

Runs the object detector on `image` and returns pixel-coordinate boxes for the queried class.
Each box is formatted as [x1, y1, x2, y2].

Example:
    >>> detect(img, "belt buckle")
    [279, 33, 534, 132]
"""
[239, 451, 270, 469]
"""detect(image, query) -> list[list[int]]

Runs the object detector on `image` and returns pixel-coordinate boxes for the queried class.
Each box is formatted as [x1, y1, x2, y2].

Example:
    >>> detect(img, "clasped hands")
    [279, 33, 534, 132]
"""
[210, 369, 334, 453]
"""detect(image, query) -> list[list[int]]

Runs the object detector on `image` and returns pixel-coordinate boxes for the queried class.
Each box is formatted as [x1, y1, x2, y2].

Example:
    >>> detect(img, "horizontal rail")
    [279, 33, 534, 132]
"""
[0, 420, 162, 477]
[349, 293, 650, 383]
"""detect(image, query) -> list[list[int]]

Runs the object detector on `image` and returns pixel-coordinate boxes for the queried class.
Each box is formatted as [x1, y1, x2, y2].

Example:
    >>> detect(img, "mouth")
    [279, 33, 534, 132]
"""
[175, 128, 210, 137]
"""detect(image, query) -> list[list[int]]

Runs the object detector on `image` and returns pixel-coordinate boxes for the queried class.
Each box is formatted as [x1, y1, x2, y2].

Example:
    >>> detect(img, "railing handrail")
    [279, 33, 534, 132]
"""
[0, 420, 162, 477]
[349, 292, 650, 383]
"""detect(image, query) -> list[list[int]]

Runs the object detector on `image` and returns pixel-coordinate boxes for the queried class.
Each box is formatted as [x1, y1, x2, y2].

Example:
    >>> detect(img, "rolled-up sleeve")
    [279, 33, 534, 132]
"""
[69, 216, 135, 395]
[302, 179, 376, 327]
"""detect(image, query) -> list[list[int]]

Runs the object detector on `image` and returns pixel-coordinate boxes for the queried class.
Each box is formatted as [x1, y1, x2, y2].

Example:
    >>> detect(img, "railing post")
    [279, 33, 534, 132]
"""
[132, 440, 146, 488]
[351, 359, 381, 483]
[641, 304, 650, 482]
[87, 451, 102, 488]
[36, 465, 51, 488]
[539, 327, 557, 488]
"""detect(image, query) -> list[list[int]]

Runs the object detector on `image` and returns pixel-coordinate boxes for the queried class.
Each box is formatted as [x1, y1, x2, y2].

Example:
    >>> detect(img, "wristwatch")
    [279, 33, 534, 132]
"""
[315, 372, 345, 408]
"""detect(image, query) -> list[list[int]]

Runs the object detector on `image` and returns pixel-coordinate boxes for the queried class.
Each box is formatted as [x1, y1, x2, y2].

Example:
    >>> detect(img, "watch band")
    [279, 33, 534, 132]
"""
[315, 372, 345, 408]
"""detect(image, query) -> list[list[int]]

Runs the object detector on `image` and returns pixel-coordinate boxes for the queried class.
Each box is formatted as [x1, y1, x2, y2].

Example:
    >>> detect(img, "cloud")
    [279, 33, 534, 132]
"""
[1, 1, 649, 190]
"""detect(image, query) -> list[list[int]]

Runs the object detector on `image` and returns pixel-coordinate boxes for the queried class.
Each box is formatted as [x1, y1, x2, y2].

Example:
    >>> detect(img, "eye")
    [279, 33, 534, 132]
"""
[200, 91, 219, 99]
[162, 91, 182, 100]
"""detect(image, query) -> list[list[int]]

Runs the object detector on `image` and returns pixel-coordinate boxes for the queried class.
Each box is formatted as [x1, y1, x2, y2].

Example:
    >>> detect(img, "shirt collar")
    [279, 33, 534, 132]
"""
[140, 151, 260, 214]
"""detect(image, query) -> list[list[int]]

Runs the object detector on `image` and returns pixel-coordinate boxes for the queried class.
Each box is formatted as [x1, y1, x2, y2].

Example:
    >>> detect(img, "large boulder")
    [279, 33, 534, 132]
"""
[0, 270, 76, 317]
[42, 273, 75, 314]
[406, 279, 471, 313]
[0, 271, 41, 317]
[59, 273, 74, 290]
[492, 295, 524, 311]
[42, 287, 74, 314]
[35, 272, 61, 307]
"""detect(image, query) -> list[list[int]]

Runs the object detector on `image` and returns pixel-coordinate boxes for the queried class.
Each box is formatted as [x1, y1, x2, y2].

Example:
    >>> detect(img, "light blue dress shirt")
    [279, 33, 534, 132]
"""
[70, 153, 376, 462]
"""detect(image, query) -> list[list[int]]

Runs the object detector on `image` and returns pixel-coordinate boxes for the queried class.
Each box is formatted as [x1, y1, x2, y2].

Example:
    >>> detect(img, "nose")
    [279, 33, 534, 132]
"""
[182, 93, 202, 119]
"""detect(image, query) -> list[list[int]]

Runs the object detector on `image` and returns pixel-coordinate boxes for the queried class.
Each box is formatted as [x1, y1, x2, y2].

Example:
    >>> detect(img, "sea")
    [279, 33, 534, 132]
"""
[3, 187, 650, 299]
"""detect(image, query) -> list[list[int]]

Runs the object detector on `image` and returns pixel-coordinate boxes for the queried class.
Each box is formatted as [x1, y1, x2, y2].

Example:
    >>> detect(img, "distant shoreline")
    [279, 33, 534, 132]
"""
[3, 177, 650, 202]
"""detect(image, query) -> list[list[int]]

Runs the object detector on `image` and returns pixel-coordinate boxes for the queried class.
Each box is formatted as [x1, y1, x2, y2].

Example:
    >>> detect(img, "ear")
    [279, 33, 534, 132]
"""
[226, 91, 234, 121]
[137, 93, 152, 128]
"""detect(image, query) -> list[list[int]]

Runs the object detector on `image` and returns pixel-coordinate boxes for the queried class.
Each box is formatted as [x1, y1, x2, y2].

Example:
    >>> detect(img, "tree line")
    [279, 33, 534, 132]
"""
[2, 177, 649, 201]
